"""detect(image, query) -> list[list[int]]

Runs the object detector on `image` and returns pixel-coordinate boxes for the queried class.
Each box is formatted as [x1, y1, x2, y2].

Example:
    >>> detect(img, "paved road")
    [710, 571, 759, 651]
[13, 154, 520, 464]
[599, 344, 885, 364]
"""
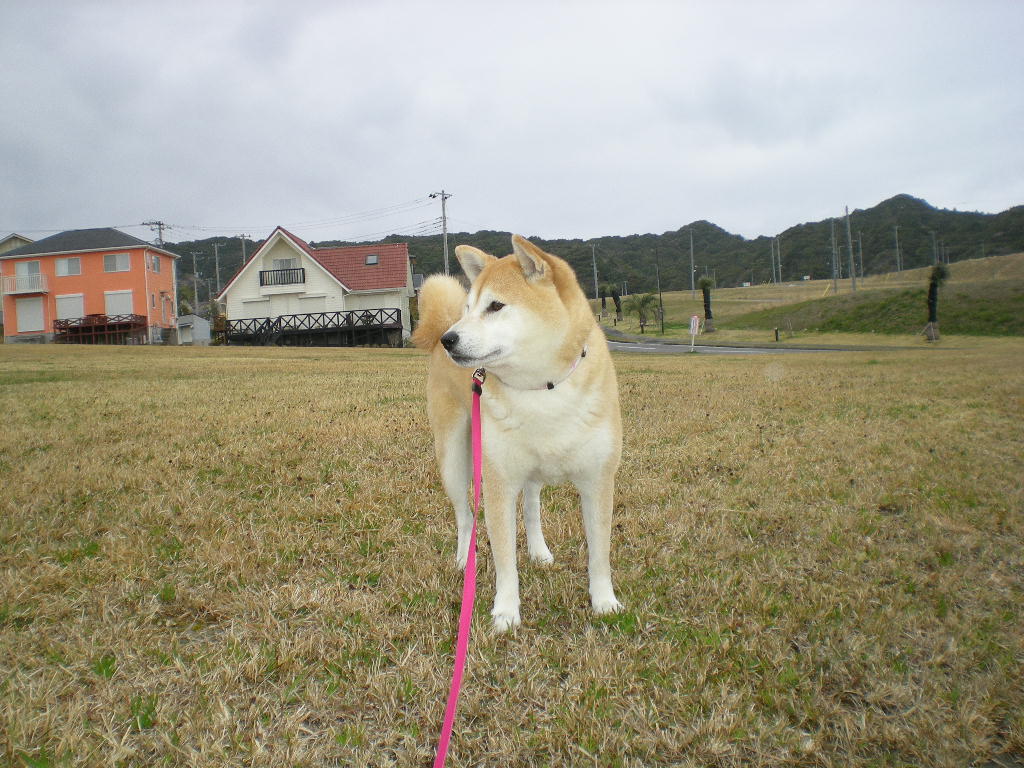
[608, 340, 832, 355]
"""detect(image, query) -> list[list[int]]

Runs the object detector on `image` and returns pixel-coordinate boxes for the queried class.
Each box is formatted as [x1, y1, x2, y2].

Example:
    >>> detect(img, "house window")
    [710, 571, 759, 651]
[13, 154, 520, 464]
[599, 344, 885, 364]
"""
[365, 254, 379, 265]
[151, 293, 156, 308]
[56, 294, 85, 320]
[273, 258, 298, 270]
[55, 257, 81, 276]
[151, 254, 161, 273]
[104, 290, 134, 316]
[104, 253, 131, 272]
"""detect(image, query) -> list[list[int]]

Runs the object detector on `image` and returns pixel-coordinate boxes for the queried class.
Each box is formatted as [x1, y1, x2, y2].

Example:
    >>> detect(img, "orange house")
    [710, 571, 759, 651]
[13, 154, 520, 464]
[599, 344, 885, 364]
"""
[0, 228, 179, 344]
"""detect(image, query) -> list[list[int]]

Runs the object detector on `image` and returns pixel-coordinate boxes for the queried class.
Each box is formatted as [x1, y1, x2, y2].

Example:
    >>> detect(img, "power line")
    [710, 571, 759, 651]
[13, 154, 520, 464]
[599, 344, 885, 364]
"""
[2, 198, 437, 243]
[175, 198, 435, 234]
[334, 217, 443, 243]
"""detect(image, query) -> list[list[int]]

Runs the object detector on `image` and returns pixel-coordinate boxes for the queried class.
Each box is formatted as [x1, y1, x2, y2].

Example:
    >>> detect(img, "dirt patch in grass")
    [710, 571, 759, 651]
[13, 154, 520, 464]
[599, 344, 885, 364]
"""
[1, 343, 1022, 766]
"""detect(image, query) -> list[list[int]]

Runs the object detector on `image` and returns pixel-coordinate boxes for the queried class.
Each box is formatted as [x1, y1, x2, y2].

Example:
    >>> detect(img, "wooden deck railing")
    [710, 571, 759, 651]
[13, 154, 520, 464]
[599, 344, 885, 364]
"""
[222, 307, 402, 345]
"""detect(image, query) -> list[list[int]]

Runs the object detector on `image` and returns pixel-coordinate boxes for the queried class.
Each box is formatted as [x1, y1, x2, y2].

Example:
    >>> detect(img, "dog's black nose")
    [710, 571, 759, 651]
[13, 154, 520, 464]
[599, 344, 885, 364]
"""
[440, 331, 459, 351]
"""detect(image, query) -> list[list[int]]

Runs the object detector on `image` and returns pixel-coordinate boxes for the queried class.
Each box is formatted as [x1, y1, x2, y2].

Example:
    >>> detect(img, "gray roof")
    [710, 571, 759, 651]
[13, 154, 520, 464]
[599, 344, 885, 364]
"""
[0, 228, 176, 258]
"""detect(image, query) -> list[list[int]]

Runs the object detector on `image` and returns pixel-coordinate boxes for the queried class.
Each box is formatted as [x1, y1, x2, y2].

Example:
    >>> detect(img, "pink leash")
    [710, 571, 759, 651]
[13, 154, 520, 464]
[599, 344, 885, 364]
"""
[433, 367, 486, 768]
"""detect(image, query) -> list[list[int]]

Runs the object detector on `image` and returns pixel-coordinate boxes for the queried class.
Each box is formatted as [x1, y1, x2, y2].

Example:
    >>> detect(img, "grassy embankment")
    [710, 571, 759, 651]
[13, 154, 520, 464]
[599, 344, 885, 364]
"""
[1, 342, 1022, 766]
[598, 252, 1024, 345]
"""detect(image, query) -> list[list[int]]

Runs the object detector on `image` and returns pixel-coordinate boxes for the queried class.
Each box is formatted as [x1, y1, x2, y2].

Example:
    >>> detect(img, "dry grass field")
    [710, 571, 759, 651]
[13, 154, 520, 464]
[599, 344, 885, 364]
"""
[1, 341, 1022, 767]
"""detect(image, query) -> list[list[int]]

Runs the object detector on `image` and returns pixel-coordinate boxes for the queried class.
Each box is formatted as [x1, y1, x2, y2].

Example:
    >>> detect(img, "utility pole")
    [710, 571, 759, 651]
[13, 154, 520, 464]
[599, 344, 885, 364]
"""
[240, 234, 249, 266]
[591, 244, 599, 301]
[430, 190, 452, 275]
[143, 220, 166, 246]
[190, 251, 202, 315]
[845, 206, 857, 292]
[689, 229, 695, 299]
[894, 225, 902, 271]
[769, 238, 776, 284]
[857, 231, 864, 279]
[776, 237, 783, 283]
[830, 219, 839, 293]
[930, 230, 938, 265]
[213, 242, 223, 296]
[655, 247, 665, 334]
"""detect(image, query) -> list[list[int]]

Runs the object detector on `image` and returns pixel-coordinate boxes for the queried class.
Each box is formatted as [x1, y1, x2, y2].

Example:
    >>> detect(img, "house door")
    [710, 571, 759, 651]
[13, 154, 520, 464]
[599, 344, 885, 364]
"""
[270, 294, 293, 317]
[16, 296, 44, 332]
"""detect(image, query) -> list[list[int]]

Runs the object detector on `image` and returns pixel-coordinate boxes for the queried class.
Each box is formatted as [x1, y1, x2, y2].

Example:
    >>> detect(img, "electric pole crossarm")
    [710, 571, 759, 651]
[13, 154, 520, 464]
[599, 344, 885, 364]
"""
[142, 221, 166, 246]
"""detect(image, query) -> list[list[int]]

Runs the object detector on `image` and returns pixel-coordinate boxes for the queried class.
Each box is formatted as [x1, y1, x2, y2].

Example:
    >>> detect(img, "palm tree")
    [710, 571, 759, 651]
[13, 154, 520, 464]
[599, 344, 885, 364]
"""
[624, 293, 658, 333]
[599, 283, 616, 317]
[698, 276, 716, 332]
[610, 285, 623, 321]
[924, 264, 949, 341]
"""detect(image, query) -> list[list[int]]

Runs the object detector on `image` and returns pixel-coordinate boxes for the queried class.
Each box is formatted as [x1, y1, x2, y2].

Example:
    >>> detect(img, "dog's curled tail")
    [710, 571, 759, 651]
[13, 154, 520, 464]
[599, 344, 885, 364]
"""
[411, 275, 467, 351]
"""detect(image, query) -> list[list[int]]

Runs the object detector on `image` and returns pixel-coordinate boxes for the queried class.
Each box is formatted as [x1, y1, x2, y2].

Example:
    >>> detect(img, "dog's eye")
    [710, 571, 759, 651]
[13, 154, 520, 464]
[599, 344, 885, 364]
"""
[487, 301, 505, 313]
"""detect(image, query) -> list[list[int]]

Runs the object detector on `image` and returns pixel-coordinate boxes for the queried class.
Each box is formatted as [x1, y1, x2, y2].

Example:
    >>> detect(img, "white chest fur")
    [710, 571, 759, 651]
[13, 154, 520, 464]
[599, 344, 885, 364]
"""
[482, 378, 616, 485]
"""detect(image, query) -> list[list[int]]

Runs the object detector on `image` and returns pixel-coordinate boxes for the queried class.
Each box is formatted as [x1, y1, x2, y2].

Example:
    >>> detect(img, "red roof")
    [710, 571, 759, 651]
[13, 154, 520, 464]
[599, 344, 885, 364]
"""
[312, 242, 411, 291]
[218, 227, 410, 298]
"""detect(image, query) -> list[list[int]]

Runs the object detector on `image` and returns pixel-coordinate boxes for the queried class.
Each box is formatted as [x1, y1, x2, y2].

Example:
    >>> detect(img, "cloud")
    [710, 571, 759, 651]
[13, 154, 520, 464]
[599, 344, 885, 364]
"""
[1, 1, 1022, 243]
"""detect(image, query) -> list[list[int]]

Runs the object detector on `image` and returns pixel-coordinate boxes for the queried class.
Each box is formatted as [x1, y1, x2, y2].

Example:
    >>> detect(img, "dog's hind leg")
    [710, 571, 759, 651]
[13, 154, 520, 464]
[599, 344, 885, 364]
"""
[523, 480, 554, 564]
[437, 417, 473, 569]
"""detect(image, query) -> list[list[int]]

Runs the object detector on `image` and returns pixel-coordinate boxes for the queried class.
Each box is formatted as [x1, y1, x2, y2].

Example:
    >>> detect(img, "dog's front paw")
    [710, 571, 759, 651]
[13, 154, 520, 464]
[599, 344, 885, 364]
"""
[491, 604, 521, 634]
[529, 545, 554, 565]
[591, 595, 623, 616]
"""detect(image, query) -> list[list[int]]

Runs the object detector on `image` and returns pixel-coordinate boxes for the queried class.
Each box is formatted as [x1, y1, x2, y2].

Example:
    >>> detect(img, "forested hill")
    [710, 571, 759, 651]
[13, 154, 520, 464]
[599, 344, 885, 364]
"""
[169, 194, 1024, 296]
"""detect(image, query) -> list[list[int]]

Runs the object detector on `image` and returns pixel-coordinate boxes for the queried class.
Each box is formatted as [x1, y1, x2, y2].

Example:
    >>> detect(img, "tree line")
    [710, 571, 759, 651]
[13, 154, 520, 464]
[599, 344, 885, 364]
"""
[164, 193, 1024, 314]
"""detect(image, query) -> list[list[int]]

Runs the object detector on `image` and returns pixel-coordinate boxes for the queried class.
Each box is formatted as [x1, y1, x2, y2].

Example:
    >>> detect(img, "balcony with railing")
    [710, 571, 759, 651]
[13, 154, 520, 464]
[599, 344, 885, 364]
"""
[259, 267, 305, 287]
[2, 273, 48, 295]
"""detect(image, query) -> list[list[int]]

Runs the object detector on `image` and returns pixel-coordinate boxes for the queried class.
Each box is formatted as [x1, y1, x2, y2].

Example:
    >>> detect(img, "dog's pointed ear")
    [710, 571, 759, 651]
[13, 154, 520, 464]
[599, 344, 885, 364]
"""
[454, 245, 495, 283]
[511, 235, 548, 281]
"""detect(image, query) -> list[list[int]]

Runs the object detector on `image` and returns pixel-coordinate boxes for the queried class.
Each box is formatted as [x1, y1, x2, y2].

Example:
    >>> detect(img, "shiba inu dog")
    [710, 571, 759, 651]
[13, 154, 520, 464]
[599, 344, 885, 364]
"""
[412, 235, 623, 632]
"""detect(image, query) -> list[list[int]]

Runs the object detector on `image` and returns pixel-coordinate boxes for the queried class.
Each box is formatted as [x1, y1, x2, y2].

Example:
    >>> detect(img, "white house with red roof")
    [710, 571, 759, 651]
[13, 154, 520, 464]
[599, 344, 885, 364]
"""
[216, 227, 415, 345]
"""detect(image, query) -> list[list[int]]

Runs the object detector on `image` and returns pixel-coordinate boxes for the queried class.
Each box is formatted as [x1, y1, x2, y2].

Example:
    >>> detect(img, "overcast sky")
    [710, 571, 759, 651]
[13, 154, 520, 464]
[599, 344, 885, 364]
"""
[2, 1, 1022, 246]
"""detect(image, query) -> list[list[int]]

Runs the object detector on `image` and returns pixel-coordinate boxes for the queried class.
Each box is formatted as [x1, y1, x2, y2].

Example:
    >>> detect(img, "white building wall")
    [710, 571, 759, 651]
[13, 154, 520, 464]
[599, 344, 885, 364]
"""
[347, 290, 411, 333]
[225, 238, 349, 320]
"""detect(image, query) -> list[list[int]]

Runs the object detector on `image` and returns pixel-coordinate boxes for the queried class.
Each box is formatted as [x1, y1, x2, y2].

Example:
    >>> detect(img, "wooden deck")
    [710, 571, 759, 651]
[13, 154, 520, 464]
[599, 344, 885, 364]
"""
[53, 314, 149, 344]
[219, 307, 403, 347]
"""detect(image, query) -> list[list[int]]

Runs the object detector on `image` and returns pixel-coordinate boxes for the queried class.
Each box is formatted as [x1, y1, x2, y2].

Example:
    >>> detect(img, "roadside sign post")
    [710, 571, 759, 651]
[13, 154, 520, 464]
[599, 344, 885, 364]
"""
[689, 314, 699, 352]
